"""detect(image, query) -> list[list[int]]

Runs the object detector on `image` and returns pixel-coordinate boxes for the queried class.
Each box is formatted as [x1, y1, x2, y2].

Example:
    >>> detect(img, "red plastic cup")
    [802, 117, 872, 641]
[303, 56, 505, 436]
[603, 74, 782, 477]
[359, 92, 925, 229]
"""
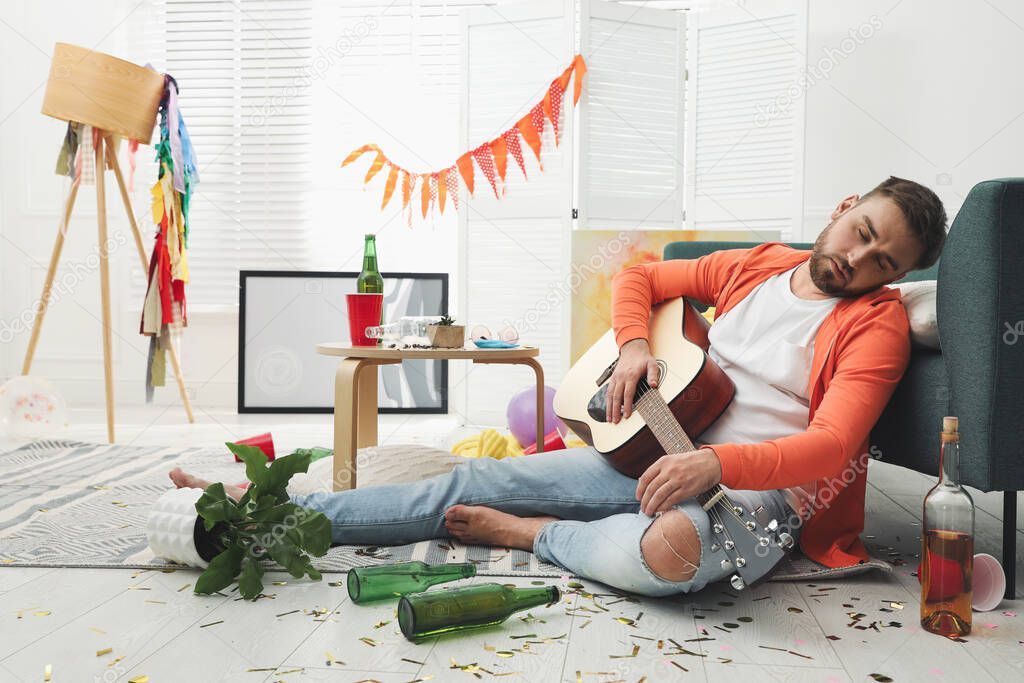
[231, 432, 275, 462]
[347, 293, 384, 346]
[523, 429, 567, 455]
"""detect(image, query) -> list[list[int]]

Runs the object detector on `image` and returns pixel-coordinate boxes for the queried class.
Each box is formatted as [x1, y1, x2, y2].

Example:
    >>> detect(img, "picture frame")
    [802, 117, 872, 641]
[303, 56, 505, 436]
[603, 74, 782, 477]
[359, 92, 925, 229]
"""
[237, 271, 449, 414]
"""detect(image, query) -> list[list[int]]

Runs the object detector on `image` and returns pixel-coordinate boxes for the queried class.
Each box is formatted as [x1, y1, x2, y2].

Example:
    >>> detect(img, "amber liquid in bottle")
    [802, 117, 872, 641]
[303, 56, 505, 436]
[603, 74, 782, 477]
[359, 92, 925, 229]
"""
[920, 529, 973, 636]
[920, 416, 974, 637]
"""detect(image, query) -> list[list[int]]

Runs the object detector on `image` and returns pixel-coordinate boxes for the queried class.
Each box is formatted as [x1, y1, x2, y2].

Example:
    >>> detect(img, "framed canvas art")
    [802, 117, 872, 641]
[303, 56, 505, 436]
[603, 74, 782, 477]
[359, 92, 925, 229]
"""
[238, 271, 448, 413]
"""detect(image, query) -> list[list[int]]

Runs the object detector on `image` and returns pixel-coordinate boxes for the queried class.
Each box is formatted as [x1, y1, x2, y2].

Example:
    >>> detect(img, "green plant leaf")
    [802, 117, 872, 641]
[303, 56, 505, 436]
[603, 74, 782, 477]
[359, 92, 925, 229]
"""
[294, 509, 332, 557]
[226, 442, 269, 488]
[194, 545, 244, 595]
[265, 540, 306, 579]
[237, 555, 265, 600]
[195, 483, 243, 530]
[303, 558, 322, 582]
[263, 451, 312, 497]
[249, 502, 300, 523]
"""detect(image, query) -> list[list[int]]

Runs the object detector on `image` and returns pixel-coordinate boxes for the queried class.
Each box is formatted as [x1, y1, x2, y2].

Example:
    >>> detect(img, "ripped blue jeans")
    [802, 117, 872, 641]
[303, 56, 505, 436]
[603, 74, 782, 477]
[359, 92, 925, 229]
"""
[289, 446, 801, 597]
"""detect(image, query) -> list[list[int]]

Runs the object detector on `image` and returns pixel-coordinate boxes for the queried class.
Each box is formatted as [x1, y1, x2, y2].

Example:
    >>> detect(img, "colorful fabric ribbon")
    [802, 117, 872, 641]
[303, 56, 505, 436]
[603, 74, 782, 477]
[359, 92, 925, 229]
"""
[141, 75, 198, 402]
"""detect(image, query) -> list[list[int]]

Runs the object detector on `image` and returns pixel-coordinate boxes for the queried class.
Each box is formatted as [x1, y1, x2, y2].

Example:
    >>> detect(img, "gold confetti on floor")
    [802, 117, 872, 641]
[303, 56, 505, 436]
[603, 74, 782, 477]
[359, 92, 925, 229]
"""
[608, 644, 640, 659]
[199, 620, 223, 628]
[96, 648, 112, 657]
[44, 664, 52, 681]
[128, 676, 149, 683]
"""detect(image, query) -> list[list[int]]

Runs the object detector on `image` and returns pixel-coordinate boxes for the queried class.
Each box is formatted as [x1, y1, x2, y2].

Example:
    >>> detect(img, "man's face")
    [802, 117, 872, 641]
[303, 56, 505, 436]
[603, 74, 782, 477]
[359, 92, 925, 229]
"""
[808, 194, 923, 297]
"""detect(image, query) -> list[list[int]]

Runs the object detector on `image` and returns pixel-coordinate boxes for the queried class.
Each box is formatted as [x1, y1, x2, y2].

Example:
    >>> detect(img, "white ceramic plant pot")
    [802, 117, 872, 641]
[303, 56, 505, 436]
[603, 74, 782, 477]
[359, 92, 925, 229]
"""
[147, 487, 225, 569]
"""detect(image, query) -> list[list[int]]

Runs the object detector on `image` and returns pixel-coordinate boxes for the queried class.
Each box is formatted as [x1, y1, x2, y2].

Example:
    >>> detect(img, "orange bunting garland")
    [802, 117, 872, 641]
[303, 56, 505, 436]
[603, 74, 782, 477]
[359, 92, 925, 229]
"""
[341, 54, 587, 220]
[456, 153, 475, 196]
[437, 171, 447, 213]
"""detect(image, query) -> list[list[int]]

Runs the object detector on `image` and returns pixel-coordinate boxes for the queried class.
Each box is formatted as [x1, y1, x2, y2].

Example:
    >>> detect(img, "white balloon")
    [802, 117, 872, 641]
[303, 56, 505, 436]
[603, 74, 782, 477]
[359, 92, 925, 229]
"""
[0, 376, 68, 438]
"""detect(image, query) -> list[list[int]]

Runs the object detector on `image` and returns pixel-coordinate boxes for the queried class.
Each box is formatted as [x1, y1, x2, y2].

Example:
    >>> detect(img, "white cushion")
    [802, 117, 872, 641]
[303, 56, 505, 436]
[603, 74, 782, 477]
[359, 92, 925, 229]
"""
[894, 280, 939, 350]
[287, 444, 465, 495]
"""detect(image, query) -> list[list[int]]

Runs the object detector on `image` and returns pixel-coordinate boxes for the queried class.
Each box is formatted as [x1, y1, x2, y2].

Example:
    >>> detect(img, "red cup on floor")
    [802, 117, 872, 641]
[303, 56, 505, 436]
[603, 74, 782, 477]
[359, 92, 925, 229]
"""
[231, 432, 275, 462]
[346, 293, 383, 346]
[523, 429, 567, 455]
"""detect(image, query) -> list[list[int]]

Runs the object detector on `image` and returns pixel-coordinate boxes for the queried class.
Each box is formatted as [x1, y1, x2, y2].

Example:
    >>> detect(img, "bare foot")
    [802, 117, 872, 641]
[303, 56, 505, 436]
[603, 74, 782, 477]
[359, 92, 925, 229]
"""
[168, 467, 246, 502]
[444, 504, 559, 551]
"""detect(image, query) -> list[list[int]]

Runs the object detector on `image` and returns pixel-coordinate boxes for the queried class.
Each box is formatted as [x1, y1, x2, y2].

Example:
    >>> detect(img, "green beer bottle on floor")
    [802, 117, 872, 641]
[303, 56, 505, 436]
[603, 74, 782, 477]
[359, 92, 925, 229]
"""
[397, 582, 561, 641]
[347, 561, 476, 604]
[357, 234, 383, 294]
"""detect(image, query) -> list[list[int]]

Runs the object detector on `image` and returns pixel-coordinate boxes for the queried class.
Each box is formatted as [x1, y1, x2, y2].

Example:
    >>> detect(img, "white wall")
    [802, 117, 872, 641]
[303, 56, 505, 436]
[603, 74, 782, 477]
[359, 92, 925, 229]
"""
[800, 0, 1024, 240]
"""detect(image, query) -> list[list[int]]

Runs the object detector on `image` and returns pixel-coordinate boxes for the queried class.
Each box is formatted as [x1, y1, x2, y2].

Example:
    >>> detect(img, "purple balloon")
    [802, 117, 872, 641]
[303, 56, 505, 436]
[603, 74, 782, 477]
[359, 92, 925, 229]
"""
[506, 385, 566, 449]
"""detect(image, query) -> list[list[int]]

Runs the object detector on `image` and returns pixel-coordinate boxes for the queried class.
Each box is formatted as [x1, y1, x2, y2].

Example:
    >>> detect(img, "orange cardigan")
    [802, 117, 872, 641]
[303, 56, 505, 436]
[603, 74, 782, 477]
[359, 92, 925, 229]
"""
[611, 243, 911, 568]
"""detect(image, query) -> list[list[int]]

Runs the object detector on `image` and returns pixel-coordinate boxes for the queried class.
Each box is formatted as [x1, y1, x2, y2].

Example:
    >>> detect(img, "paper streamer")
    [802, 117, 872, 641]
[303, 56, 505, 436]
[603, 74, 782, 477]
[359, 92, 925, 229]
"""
[341, 54, 587, 219]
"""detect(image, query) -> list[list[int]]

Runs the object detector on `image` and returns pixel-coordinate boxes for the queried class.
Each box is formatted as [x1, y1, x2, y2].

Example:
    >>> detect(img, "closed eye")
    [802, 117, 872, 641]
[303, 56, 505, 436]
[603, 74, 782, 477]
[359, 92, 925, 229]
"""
[859, 226, 888, 271]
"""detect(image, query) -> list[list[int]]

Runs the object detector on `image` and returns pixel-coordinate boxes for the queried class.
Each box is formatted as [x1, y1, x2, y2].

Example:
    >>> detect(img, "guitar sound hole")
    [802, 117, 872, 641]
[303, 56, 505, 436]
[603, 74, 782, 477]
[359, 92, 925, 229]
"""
[586, 362, 665, 422]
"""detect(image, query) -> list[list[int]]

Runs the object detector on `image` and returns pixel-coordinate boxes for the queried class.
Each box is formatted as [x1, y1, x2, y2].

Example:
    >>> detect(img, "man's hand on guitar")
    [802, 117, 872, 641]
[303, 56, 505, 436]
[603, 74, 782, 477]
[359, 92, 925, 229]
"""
[636, 448, 723, 516]
[606, 338, 660, 424]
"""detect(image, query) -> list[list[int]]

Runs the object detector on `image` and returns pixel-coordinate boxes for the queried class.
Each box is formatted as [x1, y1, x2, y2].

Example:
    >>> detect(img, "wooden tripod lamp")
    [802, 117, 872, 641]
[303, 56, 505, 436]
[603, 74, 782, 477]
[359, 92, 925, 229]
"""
[24, 42, 195, 443]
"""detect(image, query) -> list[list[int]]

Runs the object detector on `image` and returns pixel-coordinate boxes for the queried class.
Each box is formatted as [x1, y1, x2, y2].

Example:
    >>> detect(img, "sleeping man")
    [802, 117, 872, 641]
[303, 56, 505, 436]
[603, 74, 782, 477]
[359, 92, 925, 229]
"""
[170, 176, 946, 596]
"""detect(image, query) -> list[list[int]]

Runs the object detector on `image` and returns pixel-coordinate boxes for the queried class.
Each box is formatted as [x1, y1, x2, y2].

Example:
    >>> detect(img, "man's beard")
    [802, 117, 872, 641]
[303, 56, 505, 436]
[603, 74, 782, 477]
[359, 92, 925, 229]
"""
[807, 222, 858, 298]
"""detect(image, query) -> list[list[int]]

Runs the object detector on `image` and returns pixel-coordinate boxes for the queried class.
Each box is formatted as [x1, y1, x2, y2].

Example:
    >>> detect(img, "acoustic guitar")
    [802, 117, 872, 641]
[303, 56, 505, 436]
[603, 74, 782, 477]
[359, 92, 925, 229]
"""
[553, 297, 794, 590]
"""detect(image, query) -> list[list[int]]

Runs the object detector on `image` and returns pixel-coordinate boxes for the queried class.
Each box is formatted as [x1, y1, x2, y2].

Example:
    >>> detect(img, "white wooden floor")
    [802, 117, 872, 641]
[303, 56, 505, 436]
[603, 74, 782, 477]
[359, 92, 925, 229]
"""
[0, 408, 1021, 682]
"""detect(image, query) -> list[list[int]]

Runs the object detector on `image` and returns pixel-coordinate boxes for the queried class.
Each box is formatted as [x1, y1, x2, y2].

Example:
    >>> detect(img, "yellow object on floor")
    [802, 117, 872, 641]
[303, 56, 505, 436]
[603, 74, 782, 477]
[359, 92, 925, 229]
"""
[564, 434, 587, 449]
[451, 428, 590, 458]
[451, 429, 524, 458]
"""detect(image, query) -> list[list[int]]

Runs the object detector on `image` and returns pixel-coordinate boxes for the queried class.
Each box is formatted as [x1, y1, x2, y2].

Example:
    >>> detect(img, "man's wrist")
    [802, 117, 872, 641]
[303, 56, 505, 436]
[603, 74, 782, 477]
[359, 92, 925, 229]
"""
[620, 337, 650, 353]
[699, 446, 723, 485]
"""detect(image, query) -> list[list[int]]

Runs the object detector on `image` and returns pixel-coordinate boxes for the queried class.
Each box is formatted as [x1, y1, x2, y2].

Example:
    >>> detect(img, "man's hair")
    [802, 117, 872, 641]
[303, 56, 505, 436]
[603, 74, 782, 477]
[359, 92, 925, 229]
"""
[859, 176, 947, 270]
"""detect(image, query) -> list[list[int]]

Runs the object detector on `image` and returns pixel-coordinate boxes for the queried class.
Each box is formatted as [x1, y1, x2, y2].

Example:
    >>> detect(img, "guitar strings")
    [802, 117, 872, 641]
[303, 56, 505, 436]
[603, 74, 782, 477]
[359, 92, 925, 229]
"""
[633, 375, 743, 570]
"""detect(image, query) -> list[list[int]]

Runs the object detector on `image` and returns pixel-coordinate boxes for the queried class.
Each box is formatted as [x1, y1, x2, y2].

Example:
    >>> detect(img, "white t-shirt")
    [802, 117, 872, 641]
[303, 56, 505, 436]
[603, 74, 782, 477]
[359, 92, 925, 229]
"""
[696, 263, 839, 450]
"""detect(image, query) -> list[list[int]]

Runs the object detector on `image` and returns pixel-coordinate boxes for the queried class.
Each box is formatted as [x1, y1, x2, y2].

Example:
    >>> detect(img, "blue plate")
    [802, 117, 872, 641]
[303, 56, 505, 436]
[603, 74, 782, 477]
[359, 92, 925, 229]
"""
[472, 339, 519, 349]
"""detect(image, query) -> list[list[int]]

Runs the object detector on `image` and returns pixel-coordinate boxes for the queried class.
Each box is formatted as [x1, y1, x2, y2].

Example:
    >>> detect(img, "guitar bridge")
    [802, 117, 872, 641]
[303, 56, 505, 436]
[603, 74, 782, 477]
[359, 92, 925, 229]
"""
[701, 489, 726, 511]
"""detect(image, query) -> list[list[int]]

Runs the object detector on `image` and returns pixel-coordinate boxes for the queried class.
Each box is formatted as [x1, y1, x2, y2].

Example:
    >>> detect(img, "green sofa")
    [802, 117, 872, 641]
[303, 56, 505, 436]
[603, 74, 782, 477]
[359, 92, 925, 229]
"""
[663, 179, 1024, 598]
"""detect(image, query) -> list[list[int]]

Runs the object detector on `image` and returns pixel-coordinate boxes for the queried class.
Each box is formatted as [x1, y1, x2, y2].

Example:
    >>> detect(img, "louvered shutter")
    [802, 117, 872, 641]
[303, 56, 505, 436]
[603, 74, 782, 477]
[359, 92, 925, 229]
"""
[685, 0, 805, 240]
[456, 0, 575, 426]
[577, 0, 686, 229]
[133, 0, 314, 309]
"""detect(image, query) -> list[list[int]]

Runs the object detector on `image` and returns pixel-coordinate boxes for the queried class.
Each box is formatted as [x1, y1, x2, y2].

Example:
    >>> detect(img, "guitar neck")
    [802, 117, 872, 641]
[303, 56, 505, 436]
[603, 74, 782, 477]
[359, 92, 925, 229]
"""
[635, 388, 721, 508]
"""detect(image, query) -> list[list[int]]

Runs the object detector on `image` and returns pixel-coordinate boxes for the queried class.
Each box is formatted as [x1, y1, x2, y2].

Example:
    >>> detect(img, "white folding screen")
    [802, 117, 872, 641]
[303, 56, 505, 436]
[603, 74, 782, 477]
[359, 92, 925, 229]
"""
[577, 0, 686, 230]
[684, 0, 806, 241]
[457, 0, 575, 426]
[136, 0, 316, 308]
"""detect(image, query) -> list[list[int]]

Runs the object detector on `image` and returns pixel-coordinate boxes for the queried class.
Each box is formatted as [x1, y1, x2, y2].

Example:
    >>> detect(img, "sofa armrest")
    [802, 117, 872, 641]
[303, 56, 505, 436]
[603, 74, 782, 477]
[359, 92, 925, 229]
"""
[937, 178, 1024, 491]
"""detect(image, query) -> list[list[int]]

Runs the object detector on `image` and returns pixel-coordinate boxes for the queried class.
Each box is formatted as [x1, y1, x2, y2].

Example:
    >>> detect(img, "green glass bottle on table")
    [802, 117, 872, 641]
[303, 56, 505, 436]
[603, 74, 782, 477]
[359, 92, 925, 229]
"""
[347, 561, 476, 604]
[397, 582, 561, 642]
[357, 234, 383, 294]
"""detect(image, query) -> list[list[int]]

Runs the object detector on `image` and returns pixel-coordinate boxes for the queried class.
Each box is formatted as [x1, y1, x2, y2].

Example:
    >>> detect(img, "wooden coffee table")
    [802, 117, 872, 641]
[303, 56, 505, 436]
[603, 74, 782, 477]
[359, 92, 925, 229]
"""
[315, 343, 545, 491]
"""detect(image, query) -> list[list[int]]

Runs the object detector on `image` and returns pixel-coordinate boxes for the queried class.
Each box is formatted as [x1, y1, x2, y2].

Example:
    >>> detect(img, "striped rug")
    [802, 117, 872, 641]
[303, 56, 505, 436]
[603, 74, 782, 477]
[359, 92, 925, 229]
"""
[0, 440, 890, 583]
[0, 440, 565, 577]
